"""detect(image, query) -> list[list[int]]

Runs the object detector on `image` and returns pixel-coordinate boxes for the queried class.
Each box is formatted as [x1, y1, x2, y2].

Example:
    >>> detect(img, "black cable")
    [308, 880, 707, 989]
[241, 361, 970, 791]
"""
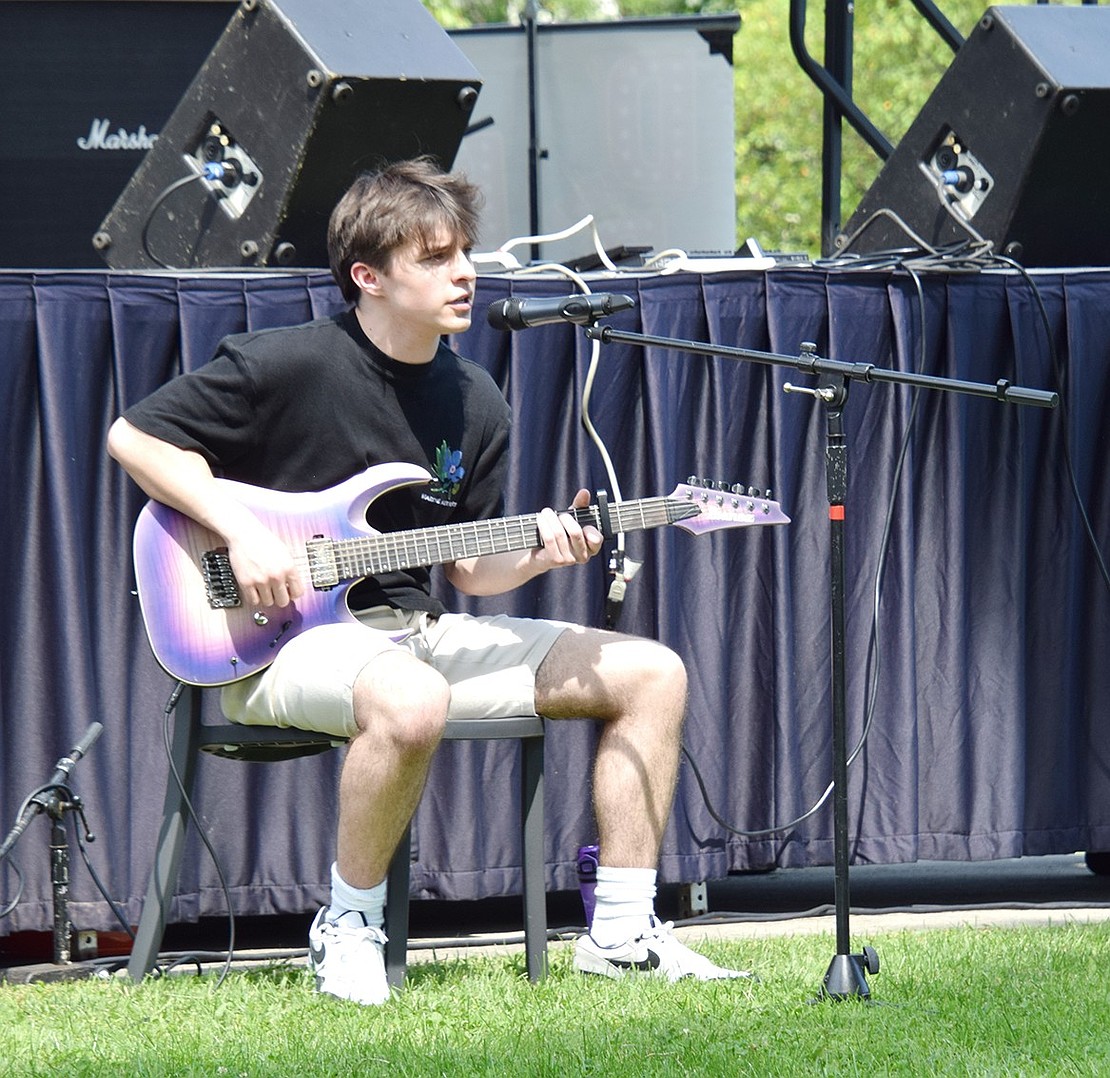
[684, 243, 1109, 845]
[679, 263, 928, 841]
[831, 176, 994, 268]
[987, 253, 1110, 595]
[675, 899, 1110, 929]
[73, 820, 134, 942]
[156, 681, 237, 985]
[849, 266, 930, 857]
[1, 781, 71, 860]
[0, 858, 23, 919]
[139, 173, 206, 270]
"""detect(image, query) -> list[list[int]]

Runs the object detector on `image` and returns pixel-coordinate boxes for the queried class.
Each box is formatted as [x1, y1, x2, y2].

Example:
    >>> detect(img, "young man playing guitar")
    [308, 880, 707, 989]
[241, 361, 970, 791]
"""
[108, 157, 751, 1004]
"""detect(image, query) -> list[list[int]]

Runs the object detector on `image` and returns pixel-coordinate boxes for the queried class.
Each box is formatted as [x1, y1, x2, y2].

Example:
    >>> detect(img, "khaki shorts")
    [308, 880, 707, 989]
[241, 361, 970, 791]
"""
[220, 606, 572, 739]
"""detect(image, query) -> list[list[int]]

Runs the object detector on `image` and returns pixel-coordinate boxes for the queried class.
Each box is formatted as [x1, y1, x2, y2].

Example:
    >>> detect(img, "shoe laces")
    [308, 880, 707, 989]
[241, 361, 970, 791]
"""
[328, 910, 387, 942]
[639, 916, 677, 942]
[324, 917, 387, 952]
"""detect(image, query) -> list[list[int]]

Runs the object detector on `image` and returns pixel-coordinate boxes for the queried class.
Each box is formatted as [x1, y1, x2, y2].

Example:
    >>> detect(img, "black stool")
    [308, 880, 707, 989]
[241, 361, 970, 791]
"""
[126, 684, 547, 985]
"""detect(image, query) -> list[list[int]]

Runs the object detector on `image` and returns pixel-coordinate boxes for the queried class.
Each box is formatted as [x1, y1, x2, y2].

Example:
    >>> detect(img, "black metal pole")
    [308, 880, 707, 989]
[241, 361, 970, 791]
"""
[49, 814, 73, 964]
[806, 372, 873, 998]
[820, 0, 852, 257]
[523, 0, 541, 263]
[788, 0, 894, 160]
[825, 381, 851, 955]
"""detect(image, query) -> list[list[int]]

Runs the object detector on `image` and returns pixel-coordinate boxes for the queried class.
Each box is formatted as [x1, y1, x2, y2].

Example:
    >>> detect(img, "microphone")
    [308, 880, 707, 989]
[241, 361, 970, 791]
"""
[0, 722, 103, 862]
[487, 292, 636, 331]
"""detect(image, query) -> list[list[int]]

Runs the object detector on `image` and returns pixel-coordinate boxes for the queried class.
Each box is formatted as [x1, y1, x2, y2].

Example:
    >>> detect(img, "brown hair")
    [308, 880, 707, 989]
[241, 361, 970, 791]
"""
[327, 156, 482, 304]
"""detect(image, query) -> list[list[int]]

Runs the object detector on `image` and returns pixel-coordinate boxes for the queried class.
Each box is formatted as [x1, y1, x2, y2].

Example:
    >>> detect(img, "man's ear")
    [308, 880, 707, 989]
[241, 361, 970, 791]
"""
[349, 262, 383, 297]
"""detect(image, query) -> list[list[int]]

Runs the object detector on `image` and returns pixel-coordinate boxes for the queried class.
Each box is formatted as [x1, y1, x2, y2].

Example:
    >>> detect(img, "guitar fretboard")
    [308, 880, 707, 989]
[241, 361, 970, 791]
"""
[307, 496, 699, 587]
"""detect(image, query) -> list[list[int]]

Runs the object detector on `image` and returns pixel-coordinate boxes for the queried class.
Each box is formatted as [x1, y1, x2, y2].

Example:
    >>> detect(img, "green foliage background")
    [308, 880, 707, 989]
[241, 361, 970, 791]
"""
[423, 0, 1012, 257]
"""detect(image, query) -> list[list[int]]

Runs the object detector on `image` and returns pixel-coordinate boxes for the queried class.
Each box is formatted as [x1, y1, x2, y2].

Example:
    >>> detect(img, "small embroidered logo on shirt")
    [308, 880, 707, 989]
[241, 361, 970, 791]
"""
[431, 441, 465, 497]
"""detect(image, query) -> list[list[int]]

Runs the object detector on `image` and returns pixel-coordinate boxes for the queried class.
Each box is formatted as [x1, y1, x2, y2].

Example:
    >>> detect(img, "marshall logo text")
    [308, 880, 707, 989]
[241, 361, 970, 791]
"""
[77, 119, 158, 152]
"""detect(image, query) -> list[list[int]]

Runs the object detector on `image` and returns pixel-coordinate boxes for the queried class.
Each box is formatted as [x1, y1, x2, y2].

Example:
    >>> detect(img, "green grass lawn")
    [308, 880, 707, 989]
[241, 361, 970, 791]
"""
[3, 921, 1109, 1076]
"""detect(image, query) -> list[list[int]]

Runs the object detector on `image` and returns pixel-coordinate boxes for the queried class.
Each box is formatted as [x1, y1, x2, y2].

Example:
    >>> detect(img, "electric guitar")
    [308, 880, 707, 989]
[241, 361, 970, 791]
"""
[132, 461, 789, 686]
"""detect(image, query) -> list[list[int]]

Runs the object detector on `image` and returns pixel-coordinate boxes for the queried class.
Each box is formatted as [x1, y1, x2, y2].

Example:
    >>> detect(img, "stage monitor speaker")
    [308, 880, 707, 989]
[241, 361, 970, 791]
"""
[94, 0, 481, 270]
[837, 5, 1110, 267]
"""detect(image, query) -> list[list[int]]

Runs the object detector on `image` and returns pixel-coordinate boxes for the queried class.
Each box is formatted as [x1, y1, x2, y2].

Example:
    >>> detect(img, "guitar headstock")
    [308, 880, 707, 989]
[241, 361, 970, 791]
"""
[669, 477, 791, 533]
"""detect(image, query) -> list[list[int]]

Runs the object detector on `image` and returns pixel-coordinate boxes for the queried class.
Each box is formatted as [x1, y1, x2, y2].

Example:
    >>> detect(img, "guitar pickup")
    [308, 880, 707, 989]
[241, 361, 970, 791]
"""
[201, 548, 242, 608]
[306, 536, 340, 589]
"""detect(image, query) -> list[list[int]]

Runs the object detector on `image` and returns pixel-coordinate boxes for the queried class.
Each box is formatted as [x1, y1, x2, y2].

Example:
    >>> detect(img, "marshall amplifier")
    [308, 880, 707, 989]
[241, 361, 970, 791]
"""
[0, 1, 235, 268]
[94, 0, 481, 270]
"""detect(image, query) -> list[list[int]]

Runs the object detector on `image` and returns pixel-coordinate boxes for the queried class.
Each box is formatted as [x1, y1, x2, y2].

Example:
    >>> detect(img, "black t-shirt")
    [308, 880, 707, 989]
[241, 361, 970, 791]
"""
[123, 309, 512, 613]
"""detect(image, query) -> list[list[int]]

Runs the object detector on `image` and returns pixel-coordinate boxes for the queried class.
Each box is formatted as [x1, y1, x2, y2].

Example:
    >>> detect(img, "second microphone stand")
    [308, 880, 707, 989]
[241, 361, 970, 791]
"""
[0, 722, 104, 973]
[584, 318, 1057, 1000]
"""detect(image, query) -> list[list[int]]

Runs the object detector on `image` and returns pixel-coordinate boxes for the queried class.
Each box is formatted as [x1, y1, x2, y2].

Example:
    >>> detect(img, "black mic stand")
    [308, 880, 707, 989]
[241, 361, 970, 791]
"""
[583, 319, 1057, 1000]
[1, 722, 103, 973]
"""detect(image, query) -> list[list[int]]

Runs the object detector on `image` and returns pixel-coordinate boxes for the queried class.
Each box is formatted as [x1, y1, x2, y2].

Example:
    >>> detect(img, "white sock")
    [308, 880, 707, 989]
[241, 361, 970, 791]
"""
[328, 861, 387, 930]
[588, 866, 657, 947]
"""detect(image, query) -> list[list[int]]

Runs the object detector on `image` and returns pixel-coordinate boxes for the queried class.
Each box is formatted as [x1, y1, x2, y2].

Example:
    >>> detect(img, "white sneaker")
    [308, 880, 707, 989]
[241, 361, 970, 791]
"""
[308, 907, 390, 1005]
[574, 917, 755, 983]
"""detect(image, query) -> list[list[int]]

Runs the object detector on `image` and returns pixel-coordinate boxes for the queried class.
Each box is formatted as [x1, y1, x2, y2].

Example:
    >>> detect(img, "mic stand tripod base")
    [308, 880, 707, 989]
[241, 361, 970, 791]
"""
[818, 946, 880, 1002]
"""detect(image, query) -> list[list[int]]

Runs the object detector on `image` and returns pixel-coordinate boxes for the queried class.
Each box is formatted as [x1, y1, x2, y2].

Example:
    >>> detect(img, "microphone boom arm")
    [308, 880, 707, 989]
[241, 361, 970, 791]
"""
[584, 324, 1058, 408]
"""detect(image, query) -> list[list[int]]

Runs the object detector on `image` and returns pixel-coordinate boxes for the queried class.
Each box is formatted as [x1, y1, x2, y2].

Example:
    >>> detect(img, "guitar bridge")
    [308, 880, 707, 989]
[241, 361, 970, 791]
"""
[201, 548, 242, 608]
[306, 536, 339, 589]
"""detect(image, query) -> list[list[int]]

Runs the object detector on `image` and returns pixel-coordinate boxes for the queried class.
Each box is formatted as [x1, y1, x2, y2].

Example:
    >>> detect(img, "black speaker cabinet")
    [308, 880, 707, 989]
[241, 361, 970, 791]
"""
[837, 5, 1110, 267]
[95, 0, 481, 270]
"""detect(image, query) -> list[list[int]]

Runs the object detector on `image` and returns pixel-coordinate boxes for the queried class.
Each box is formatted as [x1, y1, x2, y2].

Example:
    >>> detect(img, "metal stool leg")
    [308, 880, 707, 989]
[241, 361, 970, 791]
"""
[384, 826, 412, 988]
[383, 722, 547, 987]
[127, 686, 202, 982]
[521, 734, 547, 982]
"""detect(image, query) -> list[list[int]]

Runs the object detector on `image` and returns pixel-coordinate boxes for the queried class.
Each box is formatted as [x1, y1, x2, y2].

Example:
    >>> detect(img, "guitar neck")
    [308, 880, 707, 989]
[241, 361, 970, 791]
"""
[310, 496, 696, 586]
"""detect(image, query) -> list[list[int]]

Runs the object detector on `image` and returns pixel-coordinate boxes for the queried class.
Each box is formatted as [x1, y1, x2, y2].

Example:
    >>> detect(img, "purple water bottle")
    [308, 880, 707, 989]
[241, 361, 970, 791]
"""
[576, 844, 600, 929]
